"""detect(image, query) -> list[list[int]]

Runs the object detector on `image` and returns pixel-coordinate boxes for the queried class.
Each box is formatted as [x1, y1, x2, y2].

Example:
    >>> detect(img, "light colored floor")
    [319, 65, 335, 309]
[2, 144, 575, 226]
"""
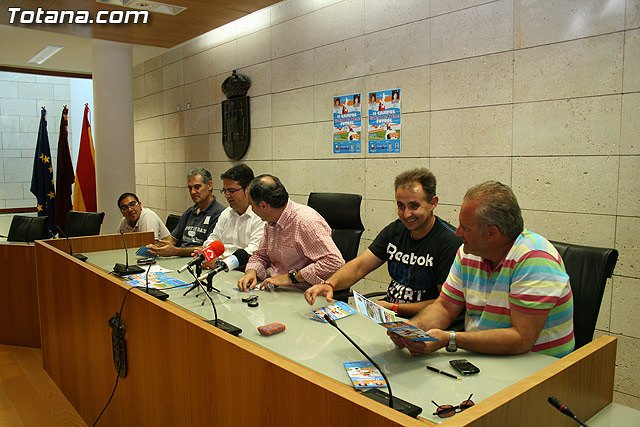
[0, 345, 86, 427]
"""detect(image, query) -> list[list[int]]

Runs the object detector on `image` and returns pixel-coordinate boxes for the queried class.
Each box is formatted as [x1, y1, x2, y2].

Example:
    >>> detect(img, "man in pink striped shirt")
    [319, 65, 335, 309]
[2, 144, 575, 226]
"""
[238, 174, 345, 291]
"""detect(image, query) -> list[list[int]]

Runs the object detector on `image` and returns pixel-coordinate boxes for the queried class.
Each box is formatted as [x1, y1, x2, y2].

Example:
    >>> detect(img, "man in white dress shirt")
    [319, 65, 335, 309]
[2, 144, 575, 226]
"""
[202, 164, 264, 267]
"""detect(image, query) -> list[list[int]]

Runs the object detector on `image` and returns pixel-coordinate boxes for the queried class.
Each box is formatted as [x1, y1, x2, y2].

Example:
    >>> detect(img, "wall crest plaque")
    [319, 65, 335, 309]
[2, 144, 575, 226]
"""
[221, 70, 251, 160]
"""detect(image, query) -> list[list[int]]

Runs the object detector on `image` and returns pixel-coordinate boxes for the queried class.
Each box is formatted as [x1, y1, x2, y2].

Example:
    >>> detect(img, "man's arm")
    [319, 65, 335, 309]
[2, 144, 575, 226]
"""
[304, 249, 385, 305]
[149, 235, 199, 257]
[396, 304, 548, 356]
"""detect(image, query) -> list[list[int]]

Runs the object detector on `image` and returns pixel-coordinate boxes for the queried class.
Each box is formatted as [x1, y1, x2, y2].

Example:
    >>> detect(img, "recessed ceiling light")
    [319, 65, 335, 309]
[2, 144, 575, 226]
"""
[28, 45, 64, 64]
[96, 0, 187, 15]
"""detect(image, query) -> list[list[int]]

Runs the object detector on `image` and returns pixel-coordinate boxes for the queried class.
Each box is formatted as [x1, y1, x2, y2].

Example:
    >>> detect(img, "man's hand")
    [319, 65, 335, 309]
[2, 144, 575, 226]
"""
[261, 274, 292, 289]
[388, 328, 448, 356]
[304, 283, 334, 305]
[238, 269, 258, 291]
[148, 240, 178, 257]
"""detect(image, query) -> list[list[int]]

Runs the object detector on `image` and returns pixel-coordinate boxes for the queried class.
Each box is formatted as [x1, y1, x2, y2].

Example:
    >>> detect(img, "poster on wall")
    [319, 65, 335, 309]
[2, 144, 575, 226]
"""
[367, 89, 401, 154]
[333, 93, 362, 154]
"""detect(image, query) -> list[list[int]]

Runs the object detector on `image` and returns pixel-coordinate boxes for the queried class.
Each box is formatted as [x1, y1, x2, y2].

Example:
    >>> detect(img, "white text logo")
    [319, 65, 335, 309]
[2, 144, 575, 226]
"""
[8, 7, 149, 24]
[387, 243, 434, 267]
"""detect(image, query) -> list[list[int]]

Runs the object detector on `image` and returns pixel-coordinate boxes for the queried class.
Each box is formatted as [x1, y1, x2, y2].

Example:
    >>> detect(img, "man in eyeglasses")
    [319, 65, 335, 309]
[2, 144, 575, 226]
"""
[117, 192, 170, 241]
[149, 167, 225, 257]
[200, 164, 264, 265]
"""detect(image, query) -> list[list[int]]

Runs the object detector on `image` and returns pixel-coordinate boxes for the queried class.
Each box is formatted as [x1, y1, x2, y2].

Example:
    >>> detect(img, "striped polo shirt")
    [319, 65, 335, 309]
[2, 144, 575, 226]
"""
[441, 229, 575, 358]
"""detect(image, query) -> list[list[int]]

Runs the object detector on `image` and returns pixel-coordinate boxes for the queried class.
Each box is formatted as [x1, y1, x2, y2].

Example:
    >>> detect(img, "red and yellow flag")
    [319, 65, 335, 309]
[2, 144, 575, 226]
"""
[72, 104, 97, 212]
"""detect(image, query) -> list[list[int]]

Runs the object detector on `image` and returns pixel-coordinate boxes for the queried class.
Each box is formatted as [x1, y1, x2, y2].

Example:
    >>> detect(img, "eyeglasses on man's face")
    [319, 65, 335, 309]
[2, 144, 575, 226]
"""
[220, 188, 243, 195]
[119, 200, 139, 212]
[431, 394, 474, 418]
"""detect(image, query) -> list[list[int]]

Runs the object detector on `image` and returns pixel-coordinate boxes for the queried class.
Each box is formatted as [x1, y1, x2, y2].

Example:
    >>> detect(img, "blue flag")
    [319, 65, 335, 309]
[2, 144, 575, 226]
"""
[30, 107, 55, 235]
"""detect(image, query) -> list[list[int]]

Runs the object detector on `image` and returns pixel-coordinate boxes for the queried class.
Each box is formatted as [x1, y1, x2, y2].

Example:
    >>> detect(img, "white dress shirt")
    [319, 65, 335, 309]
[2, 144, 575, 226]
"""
[202, 206, 264, 258]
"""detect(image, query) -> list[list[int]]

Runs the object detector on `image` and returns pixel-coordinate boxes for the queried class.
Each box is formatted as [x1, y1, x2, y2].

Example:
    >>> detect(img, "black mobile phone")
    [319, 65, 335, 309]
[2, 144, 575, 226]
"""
[449, 359, 480, 375]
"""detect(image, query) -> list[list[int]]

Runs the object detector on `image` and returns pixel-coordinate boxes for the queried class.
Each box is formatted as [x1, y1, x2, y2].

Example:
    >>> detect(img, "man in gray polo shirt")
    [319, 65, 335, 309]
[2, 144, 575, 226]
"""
[149, 167, 225, 257]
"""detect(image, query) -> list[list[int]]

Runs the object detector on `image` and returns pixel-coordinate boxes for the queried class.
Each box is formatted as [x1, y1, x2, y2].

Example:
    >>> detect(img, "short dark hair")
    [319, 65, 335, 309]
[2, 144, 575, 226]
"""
[394, 168, 437, 201]
[464, 181, 524, 239]
[248, 174, 288, 208]
[117, 192, 139, 208]
[187, 167, 212, 184]
[221, 164, 255, 189]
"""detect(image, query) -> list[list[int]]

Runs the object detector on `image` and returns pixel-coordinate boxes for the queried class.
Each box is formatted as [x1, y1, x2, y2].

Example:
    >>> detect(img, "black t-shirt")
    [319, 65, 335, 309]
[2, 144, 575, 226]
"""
[369, 217, 461, 303]
[171, 198, 225, 247]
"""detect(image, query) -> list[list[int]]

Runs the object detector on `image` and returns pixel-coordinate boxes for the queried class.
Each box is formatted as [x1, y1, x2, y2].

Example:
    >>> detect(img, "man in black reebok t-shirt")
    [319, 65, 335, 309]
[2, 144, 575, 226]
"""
[304, 168, 461, 317]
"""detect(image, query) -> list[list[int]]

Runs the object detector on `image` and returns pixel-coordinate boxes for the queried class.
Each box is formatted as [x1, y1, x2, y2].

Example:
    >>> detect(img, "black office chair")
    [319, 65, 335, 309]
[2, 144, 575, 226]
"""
[550, 241, 618, 350]
[166, 214, 181, 234]
[64, 211, 105, 237]
[308, 192, 365, 302]
[7, 215, 49, 242]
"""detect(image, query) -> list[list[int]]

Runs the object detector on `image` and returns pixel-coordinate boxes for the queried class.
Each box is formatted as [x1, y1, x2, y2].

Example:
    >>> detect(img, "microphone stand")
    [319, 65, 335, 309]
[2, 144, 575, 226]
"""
[186, 265, 231, 301]
[139, 258, 169, 301]
[185, 266, 240, 336]
[183, 258, 204, 296]
[323, 314, 422, 418]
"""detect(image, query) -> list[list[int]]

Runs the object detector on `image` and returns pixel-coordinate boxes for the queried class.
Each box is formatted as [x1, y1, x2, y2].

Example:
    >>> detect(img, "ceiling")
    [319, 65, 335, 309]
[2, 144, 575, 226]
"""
[0, 0, 281, 75]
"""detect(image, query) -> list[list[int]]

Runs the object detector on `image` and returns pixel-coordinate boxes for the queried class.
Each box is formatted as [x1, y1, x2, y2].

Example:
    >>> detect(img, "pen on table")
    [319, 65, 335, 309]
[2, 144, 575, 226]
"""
[426, 365, 460, 380]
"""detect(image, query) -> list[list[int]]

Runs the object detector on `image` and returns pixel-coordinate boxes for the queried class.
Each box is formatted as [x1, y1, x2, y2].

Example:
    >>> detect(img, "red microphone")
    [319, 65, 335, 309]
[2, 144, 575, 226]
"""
[177, 240, 225, 273]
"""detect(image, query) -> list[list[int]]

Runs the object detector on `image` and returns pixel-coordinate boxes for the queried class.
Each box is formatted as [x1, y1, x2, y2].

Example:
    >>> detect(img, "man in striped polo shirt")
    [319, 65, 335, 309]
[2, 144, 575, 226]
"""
[389, 181, 575, 358]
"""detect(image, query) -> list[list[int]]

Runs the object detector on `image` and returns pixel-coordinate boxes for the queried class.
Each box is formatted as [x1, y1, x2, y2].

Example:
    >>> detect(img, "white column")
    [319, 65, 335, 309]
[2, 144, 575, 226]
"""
[91, 39, 134, 234]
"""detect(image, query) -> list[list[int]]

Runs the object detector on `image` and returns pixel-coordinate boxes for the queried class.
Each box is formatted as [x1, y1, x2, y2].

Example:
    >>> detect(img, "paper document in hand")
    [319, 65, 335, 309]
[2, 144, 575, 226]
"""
[312, 301, 357, 322]
[343, 361, 387, 389]
[352, 290, 397, 323]
[380, 321, 437, 342]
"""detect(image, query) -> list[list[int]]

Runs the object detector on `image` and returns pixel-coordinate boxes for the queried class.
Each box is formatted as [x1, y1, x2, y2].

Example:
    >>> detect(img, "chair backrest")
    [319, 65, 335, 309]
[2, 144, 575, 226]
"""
[166, 214, 182, 234]
[308, 192, 365, 302]
[64, 211, 105, 237]
[7, 215, 49, 242]
[550, 240, 618, 350]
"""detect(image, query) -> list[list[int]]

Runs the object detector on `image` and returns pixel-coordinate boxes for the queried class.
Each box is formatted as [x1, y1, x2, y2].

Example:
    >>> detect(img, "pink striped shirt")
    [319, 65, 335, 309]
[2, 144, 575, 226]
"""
[246, 200, 345, 290]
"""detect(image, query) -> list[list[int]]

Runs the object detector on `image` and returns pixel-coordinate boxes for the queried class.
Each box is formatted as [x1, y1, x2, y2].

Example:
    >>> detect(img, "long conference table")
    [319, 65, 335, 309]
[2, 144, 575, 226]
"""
[33, 233, 616, 426]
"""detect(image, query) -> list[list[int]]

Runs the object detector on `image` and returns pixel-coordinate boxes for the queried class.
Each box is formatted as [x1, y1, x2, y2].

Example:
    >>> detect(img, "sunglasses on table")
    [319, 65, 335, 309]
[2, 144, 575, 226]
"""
[431, 394, 474, 418]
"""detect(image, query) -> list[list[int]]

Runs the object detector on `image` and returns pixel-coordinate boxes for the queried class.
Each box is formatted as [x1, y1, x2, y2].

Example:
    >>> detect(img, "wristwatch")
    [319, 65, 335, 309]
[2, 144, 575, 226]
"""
[288, 269, 299, 284]
[446, 330, 457, 352]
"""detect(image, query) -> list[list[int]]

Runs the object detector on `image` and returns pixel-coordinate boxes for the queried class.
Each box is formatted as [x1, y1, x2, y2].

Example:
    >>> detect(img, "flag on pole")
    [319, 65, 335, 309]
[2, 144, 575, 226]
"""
[73, 104, 97, 212]
[54, 105, 74, 229]
[30, 106, 55, 234]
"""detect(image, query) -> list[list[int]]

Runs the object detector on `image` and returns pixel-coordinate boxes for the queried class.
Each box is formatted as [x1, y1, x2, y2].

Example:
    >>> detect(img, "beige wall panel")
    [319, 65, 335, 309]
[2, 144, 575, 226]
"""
[163, 60, 184, 90]
[271, 87, 314, 126]
[431, 52, 512, 110]
[313, 0, 365, 47]
[513, 96, 621, 156]
[271, 13, 315, 58]
[365, 20, 430, 75]
[431, 0, 512, 63]
[615, 216, 640, 277]
[514, 33, 624, 102]
[621, 93, 640, 154]
[236, 28, 272, 69]
[516, 0, 625, 48]
[314, 37, 366, 85]
[431, 105, 512, 157]
[272, 51, 315, 92]
[513, 156, 619, 214]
